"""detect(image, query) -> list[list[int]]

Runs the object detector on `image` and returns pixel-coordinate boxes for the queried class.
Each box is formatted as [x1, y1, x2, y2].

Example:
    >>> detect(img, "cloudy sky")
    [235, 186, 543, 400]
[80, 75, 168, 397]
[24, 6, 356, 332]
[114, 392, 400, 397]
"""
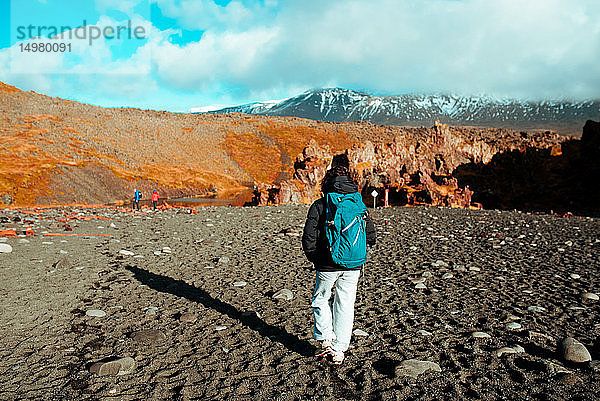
[1, 0, 599, 112]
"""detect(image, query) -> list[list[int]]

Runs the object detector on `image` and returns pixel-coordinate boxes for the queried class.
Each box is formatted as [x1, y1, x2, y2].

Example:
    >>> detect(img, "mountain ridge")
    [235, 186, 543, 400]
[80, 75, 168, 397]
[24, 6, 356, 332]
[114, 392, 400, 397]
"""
[208, 88, 600, 136]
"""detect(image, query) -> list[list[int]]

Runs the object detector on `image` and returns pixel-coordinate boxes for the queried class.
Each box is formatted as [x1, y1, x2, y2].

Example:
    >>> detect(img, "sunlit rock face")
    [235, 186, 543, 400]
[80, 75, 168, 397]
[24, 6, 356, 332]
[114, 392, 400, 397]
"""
[251, 121, 598, 214]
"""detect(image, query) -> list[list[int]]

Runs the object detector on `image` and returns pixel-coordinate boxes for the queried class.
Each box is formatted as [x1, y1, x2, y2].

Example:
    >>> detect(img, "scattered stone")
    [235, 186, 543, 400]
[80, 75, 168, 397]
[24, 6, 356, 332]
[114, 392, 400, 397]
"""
[469, 266, 481, 272]
[421, 271, 433, 278]
[415, 283, 427, 290]
[203, 265, 215, 269]
[215, 325, 227, 331]
[417, 330, 433, 336]
[581, 292, 599, 301]
[527, 306, 546, 313]
[144, 306, 158, 315]
[395, 359, 441, 379]
[119, 250, 134, 256]
[353, 329, 369, 337]
[130, 329, 166, 344]
[233, 281, 247, 287]
[472, 331, 491, 339]
[432, 260, 448, 268]
[442, 273, 454, 279]
[86, 309, 106, 318]
[569, 273, 581, 279]
[218, 256, 230, 264]
[179, 312, 197, 323]
[495, 345, 525, 357]
[560, 337, 592, 363]
[0, 243, 13, 253]
[559, 373, 583, 386]
[89, 356, 135, 376]
[241, 311, 262, 319]
[505, 322, 522, 331]
[272, 289, 293, 301]
[545, 360, 572, 375]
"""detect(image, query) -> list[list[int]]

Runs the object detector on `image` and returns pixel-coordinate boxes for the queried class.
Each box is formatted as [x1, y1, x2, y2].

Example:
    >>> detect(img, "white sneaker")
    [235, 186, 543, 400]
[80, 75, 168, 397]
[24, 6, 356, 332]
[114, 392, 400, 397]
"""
[331, 349, 345, 365]
[315, 340, 333, 358]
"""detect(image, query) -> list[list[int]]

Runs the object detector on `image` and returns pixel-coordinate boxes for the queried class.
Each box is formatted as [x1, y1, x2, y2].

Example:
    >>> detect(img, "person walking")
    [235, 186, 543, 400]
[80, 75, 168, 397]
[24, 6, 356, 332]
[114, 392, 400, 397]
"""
[302, 154, 376, 365]
[133, 188, 141, 210]
[151, 190, 159, 210]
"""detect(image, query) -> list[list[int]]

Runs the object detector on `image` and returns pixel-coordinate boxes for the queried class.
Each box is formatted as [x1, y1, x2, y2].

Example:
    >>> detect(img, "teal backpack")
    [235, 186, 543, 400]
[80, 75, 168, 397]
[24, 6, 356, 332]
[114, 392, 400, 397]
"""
[324, 192, 368, 268]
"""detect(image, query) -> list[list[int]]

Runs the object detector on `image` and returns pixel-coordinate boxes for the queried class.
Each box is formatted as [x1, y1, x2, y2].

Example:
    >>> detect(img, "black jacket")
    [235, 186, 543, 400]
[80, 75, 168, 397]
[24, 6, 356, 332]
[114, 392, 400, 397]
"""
[302, 176, 376, 271]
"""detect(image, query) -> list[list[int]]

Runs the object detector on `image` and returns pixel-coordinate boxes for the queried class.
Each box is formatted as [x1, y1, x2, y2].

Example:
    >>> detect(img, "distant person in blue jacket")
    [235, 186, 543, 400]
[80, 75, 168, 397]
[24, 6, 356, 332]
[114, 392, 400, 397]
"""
[133, 188, 142, 210]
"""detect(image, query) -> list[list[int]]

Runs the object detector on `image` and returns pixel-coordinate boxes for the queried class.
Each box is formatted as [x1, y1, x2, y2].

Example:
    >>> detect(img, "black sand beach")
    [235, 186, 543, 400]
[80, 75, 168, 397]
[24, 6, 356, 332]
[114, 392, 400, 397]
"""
[0, 205, 599, 400]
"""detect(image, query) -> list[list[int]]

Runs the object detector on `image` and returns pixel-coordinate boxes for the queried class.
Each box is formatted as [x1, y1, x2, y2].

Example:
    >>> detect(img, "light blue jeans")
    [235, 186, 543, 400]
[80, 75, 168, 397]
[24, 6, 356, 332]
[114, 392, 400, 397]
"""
[311, 270, 361, 352]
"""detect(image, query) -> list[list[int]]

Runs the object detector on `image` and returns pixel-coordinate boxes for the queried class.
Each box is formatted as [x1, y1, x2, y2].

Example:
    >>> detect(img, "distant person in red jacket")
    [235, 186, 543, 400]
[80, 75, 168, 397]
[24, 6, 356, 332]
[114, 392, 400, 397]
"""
[151, 190, 159, 210]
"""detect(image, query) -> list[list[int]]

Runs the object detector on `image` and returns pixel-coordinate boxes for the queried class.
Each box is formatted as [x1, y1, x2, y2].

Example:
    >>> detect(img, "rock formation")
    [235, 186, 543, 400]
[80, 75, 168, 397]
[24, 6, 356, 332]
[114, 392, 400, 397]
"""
[251, 122, 578, 211]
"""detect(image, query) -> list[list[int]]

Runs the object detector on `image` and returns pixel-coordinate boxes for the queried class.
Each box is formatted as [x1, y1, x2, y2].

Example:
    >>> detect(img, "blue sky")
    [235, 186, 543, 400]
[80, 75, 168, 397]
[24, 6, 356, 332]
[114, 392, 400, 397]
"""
[1, 0, 599, 112]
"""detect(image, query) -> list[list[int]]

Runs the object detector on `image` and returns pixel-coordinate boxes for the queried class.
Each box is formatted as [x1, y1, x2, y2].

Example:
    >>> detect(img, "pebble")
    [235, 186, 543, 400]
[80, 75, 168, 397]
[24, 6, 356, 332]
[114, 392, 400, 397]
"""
[119, 250, 134, 256]
[218, 256, 230, 264]
[86, 309, 106, 317]
[469, 266, 481, 272]
[505, 322, 522, 331]
[442, 273, 454, 279]
[495, 345, 525, 357]
[233, 281, 247, 287]
[545, 360, 572, 375]
[144, 306, 159, 315]
[179, 312, 197, 323]
[455, 266, 467, 273]
[421, 271, 433, 278]
[417, 330, 433, 336]
[472, 331, 491, 339]
[89, 356, 135, 376]
[569, 273, 580, 279]
[272, 289, 293, 301]
[130, 329, 166, 344]
[395, 359, 441, 379]
[415, 283, 427, 289]
[581, 292, 599, 301]
[353, 329, 369, 337]
[560, 337, 592, 363]
[527, 306, 546, 312]
[0, 244, 13, 253]
[215, 325, 228, 331]
[203, 265, 215, 269]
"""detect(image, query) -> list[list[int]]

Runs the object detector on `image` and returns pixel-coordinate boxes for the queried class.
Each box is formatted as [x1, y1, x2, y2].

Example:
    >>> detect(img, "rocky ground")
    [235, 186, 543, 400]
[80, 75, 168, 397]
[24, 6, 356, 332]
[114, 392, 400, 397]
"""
[0, 205, 598, 400]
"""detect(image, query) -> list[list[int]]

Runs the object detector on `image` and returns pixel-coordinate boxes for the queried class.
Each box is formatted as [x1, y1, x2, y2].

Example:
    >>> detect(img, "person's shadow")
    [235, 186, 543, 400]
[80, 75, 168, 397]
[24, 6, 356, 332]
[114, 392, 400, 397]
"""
[124, 265, 315, 357]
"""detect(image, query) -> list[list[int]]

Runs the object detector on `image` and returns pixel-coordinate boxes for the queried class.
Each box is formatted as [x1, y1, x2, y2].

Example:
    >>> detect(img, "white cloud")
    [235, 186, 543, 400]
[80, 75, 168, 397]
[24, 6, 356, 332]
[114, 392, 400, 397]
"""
[152, 0, 600, 101]
[2, 0, 599, 111]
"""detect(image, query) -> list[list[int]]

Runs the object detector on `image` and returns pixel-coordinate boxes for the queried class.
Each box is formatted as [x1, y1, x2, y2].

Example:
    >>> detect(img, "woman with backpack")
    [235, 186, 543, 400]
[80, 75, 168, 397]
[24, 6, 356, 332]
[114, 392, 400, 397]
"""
[302, 154, 376, 365]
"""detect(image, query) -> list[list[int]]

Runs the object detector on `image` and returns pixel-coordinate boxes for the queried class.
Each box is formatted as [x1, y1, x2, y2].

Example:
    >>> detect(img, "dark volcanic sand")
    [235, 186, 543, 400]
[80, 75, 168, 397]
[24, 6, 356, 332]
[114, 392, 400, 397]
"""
[0, 206, 599, 400]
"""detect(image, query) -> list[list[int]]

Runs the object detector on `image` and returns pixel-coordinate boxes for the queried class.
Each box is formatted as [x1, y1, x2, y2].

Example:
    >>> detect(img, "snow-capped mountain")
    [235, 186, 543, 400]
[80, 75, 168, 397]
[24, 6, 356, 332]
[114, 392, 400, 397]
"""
[208, 88, 600, 135]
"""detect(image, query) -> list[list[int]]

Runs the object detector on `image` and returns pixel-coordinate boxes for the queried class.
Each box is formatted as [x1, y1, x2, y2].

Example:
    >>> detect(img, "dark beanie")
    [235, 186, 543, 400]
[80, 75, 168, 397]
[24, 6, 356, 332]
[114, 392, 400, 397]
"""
[331, 153, 350, 169]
